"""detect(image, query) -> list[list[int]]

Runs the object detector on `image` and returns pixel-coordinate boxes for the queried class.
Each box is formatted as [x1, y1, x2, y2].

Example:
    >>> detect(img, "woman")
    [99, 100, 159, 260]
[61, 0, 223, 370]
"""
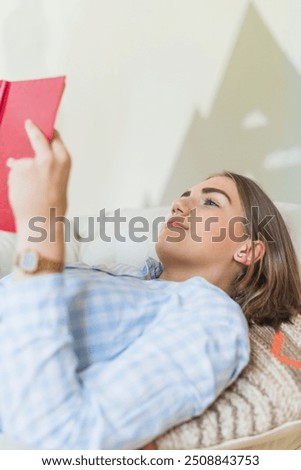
[0, 121, 299, 449]
[157, 170, 300, 329]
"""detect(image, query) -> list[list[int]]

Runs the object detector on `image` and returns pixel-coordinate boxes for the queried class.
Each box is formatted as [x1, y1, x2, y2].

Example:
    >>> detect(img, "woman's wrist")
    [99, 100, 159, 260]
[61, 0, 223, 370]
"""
[16, 221, 65, 263]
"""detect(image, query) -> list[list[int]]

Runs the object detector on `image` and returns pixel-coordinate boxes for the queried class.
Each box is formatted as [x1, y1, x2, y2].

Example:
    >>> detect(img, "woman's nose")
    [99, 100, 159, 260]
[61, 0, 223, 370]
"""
[171, 197, 192, 216]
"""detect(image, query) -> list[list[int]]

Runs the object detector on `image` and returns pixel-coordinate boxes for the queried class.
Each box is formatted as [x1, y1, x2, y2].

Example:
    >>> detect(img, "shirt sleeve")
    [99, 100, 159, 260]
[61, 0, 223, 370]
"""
[0, 274, 249, 450]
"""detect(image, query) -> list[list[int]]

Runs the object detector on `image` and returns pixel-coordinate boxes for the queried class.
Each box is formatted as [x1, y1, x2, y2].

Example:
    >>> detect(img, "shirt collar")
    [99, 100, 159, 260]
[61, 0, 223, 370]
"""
[142, 257, 164, 280]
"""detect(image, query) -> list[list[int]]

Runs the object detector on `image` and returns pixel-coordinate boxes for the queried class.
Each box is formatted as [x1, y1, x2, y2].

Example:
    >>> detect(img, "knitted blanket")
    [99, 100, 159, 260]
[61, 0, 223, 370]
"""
[145, 315, 301, 449]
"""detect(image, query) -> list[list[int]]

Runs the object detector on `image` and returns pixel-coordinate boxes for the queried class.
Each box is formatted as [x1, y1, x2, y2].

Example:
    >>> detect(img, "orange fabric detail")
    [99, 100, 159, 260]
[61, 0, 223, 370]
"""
[143, 442, 156, 450]
[271, 331, 301, 368]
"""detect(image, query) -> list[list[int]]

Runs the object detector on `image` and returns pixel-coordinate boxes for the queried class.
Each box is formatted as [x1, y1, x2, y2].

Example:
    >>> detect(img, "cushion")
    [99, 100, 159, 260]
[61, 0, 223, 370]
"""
[275, 202, 301, 261]
[144, 314, 301, 450]
[77, 206, 169, 267]
[0, 231, 17, 279]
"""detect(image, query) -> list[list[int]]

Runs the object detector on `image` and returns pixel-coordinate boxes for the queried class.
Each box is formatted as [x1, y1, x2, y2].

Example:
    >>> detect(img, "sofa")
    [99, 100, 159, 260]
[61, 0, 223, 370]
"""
[0, 202, 300, 450]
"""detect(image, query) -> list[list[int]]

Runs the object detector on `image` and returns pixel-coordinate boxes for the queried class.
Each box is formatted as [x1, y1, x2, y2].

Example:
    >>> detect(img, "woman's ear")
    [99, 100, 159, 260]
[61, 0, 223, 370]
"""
[234, 240, 265, 266]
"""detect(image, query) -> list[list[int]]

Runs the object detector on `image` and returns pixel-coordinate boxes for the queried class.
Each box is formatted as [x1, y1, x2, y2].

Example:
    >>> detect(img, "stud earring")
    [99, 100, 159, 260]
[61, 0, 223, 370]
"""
[237, 252, 244, 258]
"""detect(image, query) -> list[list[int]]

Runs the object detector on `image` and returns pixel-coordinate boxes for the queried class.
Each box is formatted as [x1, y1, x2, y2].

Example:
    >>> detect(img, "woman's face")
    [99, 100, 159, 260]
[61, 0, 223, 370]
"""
[156, 176, 247, 278]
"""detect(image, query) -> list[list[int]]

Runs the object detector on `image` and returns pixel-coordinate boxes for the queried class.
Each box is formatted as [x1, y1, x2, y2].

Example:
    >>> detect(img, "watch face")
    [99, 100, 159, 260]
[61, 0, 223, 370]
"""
[20, 251, 39, 273]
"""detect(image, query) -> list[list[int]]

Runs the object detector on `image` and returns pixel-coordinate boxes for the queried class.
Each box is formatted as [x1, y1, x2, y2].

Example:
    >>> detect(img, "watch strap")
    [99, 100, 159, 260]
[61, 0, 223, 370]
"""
[36, 257, 64, 273]
[15, 250, 64, 274]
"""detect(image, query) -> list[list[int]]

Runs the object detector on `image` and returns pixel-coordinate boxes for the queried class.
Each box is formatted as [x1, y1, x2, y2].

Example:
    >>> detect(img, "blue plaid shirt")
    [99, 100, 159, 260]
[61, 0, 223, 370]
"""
[0, 258, 249, 449]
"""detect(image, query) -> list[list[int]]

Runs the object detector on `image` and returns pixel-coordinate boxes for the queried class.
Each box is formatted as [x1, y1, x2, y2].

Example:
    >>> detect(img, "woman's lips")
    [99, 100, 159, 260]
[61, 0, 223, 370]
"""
[166, 217, 189, 230]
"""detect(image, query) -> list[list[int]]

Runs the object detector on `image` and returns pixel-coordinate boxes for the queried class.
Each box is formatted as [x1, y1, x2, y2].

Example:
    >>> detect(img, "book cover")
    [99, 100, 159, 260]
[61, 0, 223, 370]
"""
[0, 76, 66, 232]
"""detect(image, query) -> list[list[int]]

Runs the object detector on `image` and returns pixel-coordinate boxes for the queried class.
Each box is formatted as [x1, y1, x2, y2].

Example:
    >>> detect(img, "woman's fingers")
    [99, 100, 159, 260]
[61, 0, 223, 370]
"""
[24, 119, 52, 164]
[7, 157, 34, 171]
[51, 130, 71, 164]
[6, 157, 16, 168]
[8, 122, 71, 174]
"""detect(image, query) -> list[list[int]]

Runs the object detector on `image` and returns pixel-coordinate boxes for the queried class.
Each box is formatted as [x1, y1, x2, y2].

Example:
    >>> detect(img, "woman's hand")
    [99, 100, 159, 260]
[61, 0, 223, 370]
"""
[7, 119, 71, 232]
[7, 120, 72, 274]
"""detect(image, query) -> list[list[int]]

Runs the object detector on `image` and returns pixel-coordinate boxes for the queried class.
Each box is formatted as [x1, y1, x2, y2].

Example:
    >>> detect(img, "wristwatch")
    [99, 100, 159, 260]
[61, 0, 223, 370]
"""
[15, 249, 64, 274]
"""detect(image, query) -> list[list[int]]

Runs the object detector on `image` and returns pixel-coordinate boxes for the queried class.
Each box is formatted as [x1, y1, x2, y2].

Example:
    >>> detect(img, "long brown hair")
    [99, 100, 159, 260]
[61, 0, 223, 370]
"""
[219, 171, 301, 329]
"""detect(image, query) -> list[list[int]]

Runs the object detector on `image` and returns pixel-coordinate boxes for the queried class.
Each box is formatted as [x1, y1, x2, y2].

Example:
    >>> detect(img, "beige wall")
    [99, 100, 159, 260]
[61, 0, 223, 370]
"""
[1, 0, 301, 216]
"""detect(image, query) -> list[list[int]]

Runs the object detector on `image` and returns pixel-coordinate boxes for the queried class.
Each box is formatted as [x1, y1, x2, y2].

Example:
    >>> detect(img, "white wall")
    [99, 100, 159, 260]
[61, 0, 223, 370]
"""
[1, 0, 301, 216]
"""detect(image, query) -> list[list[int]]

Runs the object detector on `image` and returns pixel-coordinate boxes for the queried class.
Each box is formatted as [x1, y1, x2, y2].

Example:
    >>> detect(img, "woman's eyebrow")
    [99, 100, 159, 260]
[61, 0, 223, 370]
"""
[180, 190, 191, 197]
[202, 187, 232, 204]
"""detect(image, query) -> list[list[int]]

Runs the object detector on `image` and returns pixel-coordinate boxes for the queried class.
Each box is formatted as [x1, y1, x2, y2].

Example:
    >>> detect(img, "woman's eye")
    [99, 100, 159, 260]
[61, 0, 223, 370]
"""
[202, 198, 219, 207]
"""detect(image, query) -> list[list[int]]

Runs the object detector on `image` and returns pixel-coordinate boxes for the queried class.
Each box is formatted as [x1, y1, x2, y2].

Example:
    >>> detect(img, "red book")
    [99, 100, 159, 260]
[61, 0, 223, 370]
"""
[0, 76, 66, 232]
